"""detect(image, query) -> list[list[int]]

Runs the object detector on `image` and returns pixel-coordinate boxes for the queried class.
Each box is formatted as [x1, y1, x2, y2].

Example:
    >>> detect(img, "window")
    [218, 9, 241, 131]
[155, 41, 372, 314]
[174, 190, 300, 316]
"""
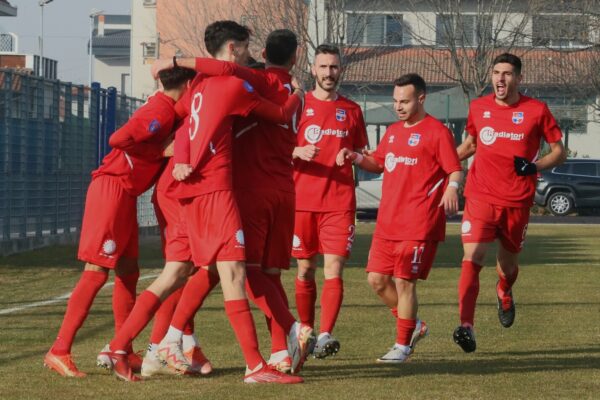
[436, 14, 493, 47]
[346, 13, 403, 46]
[570, 163, 598, 177]
[532, 15, 590, 48]
[553, 164, 571, 174]
[142, 42, 156, 58]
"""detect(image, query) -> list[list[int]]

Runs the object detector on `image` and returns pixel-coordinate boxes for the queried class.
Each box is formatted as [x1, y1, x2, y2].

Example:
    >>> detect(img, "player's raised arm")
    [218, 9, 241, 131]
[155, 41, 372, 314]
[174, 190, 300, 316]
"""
[250, 88, 304, 124]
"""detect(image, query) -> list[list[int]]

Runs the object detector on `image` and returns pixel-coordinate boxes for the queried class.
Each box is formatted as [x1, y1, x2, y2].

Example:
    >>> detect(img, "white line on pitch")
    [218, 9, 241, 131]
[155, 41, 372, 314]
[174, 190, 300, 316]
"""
[0, 274, 159, 316]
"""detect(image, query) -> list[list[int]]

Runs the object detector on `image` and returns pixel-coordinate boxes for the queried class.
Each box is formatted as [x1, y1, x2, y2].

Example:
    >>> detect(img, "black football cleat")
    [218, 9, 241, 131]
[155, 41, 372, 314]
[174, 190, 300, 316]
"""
[453, 325, 476, 353]
[496, 281, 516, 328]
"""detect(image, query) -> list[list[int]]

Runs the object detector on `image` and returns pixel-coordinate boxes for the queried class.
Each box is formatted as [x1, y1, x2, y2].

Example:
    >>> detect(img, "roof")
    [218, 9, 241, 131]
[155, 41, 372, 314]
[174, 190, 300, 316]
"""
[91, 29, 130, 57]
[0, 0, 17, 16]
[343, 47, 600, 87]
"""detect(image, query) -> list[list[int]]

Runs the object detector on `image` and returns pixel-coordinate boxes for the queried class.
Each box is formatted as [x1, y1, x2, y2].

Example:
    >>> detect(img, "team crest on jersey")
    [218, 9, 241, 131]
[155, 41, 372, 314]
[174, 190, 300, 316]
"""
[512, 111, 524, 124]
[335, 108, 346, 122]
[483, 111, 491, 119]
[408, 133, 421, 147]
[306, 108, 315, 117]
[148, 119, 161, 134]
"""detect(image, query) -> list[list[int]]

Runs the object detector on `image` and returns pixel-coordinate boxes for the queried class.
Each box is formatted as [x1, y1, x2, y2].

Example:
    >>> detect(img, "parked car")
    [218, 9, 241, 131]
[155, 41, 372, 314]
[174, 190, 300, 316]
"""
[535, 159, 600, 216]
[356, 170, 382, 211]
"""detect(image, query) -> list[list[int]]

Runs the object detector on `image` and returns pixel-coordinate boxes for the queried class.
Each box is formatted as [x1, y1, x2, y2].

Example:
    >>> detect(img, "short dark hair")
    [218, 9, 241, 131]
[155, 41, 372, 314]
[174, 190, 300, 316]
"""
[204, 20, 251, 57]
[314, 44, 341, 60]
[394, 73, 426, 95]
[265, 29, 298, 66]
[159, 66, 196, 90]
[493, 53, 522, 75]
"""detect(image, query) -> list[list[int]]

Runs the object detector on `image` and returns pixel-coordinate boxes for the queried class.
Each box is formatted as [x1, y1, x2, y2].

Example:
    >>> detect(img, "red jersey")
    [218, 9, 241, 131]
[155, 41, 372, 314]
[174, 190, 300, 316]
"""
[294, 92, 368, 211]
[232, 68, 299, 194]
[372, 115, 462, 241]
[93, 92, 175, 196]
[168, 75, 262, 199]
[464, 94, 562, 207]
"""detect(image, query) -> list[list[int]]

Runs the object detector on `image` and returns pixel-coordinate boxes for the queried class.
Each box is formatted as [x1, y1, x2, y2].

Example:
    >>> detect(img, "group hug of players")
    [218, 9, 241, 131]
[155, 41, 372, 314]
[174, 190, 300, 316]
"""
[43, 20, 566, 384]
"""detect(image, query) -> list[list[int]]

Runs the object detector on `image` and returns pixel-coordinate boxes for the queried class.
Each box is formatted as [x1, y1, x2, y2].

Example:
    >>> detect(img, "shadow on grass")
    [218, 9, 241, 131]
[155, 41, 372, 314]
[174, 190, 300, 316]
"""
[302, 348, 600, 379]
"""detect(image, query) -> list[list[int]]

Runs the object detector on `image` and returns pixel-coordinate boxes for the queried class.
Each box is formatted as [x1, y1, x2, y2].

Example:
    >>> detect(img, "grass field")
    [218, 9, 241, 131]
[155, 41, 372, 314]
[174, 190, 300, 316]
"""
[1, 223, 599, 400]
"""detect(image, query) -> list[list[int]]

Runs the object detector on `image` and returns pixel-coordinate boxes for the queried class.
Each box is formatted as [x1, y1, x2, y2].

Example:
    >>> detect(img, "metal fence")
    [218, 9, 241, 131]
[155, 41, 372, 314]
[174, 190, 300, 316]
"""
[0, 69, 153, 255]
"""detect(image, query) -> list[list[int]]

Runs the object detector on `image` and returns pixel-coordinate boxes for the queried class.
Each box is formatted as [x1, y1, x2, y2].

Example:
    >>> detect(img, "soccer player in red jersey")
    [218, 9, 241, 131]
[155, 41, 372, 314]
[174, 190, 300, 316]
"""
[153, 29, 307, 374]
[291, 44, 368, 358]
[43, 67, 194, 378]
[453, 53, 566, 353]
[337, 74, 463, 362]
[106, 21, 307, 384]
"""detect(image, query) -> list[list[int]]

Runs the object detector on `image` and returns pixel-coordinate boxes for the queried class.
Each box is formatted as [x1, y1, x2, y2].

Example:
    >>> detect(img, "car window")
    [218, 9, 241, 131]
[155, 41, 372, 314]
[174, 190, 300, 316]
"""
[570, 163, 597, 177]
[553, 164, 571, 174]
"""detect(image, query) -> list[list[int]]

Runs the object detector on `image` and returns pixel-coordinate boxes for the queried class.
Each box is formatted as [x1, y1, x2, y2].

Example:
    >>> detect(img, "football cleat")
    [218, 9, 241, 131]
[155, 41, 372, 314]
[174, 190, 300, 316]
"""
[157, 340, 192, 374]
[453, 325, 476, 353]
[244, 363, 303, 384]
[96, 344, 112, 370]
[128, 351, 143, 374]
[496, 281, 516, 328]
[110, 352, 140, 382]
[376, 344, 412, 363]
[312, 333, 340, 359]
[287, 322, 315, 374]
[409, 319, 429, 350]
[44, 351, 86, 378]
[141, 350, 178, 377]
[267, 353, 292, 374]
[184, 346, 213, 375]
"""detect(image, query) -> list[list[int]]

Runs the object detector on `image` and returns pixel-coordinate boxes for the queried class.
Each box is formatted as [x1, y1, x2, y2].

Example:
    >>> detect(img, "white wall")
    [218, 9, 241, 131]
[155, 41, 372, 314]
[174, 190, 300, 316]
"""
[130, 0, 157, 99]
[93, 57, 129, 92]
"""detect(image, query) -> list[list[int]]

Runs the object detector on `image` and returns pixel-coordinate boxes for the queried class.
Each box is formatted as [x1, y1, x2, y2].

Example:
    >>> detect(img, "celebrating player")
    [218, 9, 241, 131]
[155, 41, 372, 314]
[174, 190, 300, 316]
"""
[44, 66, 194, 378]
[292, 44, 368, 358]
[453, 53, 566, 352]
[337, 73, 463, 362]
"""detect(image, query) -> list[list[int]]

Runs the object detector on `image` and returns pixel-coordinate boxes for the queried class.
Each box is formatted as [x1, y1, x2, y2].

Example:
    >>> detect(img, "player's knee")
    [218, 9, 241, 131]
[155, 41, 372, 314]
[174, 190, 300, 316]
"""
[367, 273, 389, 294]
[297, 265, 316, 281]
[395, 278, 416, 293]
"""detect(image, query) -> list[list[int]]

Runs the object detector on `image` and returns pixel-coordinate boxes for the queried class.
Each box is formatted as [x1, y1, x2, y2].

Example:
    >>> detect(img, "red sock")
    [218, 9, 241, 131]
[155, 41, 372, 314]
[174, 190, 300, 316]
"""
[51, 270, 108, 355]
[183, 318, 195, 335]
[295, 278, 317, 328]
[264, 273, 290, 354]
[391, 307, 398, 319]
[498, 267, 519, 296]
[171, 268, 219, 331]
[149, 287, 183, 344]
[110, 290, 161, 352]
[320, 278, 343, 334]
[458, 260, 483, 327]
[112, 270, 139, 334]
[396, 318, 417, 345]
[224, 299, 265, 370]
[245, 267, 295, 333]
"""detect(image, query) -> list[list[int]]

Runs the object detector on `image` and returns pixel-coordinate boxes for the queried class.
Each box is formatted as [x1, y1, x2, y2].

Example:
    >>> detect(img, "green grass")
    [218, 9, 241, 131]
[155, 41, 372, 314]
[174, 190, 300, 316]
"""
[1, 223, 599, 400]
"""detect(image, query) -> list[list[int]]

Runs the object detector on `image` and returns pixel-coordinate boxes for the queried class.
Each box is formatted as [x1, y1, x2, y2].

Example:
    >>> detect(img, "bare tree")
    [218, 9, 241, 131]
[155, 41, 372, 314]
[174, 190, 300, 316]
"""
[402, 0, 543, 103]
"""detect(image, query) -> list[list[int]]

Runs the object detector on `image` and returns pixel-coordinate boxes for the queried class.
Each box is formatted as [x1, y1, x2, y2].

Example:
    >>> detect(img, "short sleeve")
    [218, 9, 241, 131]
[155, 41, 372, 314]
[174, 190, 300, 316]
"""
[465, 107, 477, 138]
[437, 126, 462, 174]
[539, 103, 563, 143]
[352, 108, 369, 149]
[226, 78, 262, 117]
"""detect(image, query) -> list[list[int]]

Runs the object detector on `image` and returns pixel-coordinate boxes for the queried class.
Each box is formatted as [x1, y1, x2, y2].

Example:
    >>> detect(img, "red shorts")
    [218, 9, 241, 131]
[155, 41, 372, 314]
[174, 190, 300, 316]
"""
[236, 189, 295, 270]
[461, 198, 530, 253]
[152, 189, 191, 262]
[181, 190, 245, 266]
[78, 175, 138, 268]
[366, 236, 438, 280]
[291, 210, 355, 259]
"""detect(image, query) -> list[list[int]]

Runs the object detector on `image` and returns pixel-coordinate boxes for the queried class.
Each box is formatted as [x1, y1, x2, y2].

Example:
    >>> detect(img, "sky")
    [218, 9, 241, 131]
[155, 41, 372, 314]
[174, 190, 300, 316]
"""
[0, 0, 130, 84]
